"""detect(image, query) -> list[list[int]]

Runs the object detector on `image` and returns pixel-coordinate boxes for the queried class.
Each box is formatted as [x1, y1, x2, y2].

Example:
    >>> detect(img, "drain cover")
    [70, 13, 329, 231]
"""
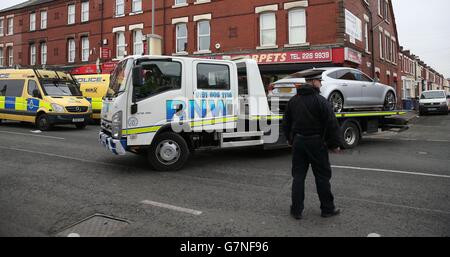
[56, 214, 129, 237]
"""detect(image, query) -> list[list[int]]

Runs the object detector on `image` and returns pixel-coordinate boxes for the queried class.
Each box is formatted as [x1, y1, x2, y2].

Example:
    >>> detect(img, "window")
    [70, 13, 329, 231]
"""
[133, 29, 144, 55]
[0, 48, 3, 66]
[353, 71, 373, 82]
[68, 39, 75, 63]
[197, 63, 230, 90]
[175, 0, 187, 5]
[136, 60, 182, 100]
[378, 0, 382, 16]
[68, 4, 75, 24]
[365, 22, 369, 52]
[0, 80, 25, 97]
[27, 80, 39, 97]
[132, 0, 142, 13]
[81, 1, 89, 22]
[176, 23, 187, 53]
[337, 70, 357, 81]
[288, 9, 306, 45]
[0, 18, 3, 36]
[116, 32, 126, 58]
[260, 12, 276, 47]
[40, 11, 47, 29]
[7, 17, 13, 35]
[40, 43, 47, 65]
[385, 35, 390, 61]
[81, 36, 89, 62]
[107, 59, 130, 97]
[197, 20, 210, 51]
[30, 13, 36, 31]
[116, 0, 125, 16]
[8, 47, 13, 66]
[30, 44, 36, 65]
[384, 0, 389, 20]
[379, 32, 384, 59]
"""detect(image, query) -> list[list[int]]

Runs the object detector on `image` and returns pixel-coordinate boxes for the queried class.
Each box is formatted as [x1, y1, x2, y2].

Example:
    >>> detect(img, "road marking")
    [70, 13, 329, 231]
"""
[0, 145, 118, 167]
[0, 130, 65, 140]
[67, 233, 81, 237]
[367, 137, 450, 143]
[141, 200, 202, 216]
[332, 165, 450, 179]
[367, 233, 381, 237]
[338, 195, 450, 215]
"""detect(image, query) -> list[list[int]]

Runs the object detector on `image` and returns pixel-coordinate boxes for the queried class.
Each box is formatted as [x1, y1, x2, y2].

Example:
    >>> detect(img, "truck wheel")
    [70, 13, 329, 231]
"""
[36, 114, 52, 131]
[341, 122, 360, 149]
[148, 132, 190, 171]
[75, 123, 87, 129]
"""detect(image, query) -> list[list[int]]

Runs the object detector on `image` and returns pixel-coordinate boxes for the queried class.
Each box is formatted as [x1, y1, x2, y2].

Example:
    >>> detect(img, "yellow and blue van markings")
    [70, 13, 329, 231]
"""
[0, 96, 50, 116]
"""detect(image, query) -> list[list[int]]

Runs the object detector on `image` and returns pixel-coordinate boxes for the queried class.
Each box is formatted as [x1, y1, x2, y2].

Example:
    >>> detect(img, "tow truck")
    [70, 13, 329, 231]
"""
[99, 55, 408, 171]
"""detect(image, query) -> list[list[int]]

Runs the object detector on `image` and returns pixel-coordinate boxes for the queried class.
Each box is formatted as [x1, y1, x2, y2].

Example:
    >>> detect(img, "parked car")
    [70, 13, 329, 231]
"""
[418, 90, 448, 115]
[267, 67, 397, 113]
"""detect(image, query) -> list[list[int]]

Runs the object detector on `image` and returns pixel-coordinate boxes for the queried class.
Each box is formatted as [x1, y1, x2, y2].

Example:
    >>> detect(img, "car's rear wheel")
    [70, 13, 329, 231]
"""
[329, 91, 344, 113]
[36, 114, 52, 131]
[383, 91, 396, 111]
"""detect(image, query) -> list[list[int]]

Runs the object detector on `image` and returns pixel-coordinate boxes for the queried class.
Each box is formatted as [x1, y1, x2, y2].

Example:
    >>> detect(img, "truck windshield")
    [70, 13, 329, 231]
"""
[108, 59, 132, 97]
[42, 82, 82, 96]
[421, 91, 445, 99]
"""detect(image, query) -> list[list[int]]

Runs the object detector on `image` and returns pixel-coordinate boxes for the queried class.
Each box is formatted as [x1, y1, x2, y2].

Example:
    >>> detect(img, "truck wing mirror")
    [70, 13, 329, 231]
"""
[132, 66, 144, 88]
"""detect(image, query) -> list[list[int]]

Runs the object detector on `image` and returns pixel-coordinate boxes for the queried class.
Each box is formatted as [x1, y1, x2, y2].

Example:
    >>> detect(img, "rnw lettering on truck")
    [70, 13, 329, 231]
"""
[166, 99, 232, 121]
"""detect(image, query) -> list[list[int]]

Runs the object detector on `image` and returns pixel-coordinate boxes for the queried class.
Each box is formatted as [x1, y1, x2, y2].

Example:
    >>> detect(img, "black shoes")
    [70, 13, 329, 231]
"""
[321, 208, 341, 218]
[290, 206, 303, 220]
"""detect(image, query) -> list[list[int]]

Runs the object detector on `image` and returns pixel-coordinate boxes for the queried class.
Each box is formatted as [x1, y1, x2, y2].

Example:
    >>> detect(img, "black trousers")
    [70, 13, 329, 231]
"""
[291, 134, 335, 214]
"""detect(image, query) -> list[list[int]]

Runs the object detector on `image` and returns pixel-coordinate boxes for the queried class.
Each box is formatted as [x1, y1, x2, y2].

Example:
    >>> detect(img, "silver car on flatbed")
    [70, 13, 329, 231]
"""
[268, 67, 397, 113]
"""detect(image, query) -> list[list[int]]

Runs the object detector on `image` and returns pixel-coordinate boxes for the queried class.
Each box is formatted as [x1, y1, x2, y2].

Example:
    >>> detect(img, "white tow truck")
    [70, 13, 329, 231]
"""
[99, 55, 408, 171]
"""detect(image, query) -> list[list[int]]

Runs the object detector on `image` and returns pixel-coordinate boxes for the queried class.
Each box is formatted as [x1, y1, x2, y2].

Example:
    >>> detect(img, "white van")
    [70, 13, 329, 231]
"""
[419, 90, 448, 115]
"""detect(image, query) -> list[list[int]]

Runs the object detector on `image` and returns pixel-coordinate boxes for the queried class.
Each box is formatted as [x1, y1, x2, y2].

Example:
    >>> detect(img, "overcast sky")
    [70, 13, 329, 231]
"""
[3, 0, 450, 78]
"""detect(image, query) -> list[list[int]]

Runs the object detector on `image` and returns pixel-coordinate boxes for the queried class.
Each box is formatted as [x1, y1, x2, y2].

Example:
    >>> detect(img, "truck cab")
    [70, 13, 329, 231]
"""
[99, 55, 281, 170]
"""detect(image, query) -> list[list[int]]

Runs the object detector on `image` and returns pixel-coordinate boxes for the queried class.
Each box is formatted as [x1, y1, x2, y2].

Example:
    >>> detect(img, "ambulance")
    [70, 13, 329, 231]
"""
[0, 68, 91, 130]
[99, 55, 408, 171]
[75, 74, 110, 120]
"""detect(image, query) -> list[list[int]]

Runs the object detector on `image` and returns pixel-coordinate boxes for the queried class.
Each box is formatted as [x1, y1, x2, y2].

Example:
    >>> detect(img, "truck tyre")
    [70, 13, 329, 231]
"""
[148, 132, 190, 171]
[36, 114, 52, 131]
[75, 123, 87, 129]
[340, 122, 360, 149]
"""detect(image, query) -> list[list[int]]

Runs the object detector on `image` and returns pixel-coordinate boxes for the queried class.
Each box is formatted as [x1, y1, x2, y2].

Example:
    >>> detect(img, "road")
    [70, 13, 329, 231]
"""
[0, 114, 449, 237]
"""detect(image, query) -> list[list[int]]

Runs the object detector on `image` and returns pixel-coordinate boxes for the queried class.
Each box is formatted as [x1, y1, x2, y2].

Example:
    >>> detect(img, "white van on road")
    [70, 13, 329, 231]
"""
[419, 90, 448, 115]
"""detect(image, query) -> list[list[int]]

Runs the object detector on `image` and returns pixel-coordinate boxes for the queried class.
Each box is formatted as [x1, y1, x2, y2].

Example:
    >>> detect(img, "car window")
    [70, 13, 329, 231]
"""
[338, 70, 357, 81]
[197, 63, 230, 90]
[421, 91, 446, 99]
[136, 60, 182, 101]
[237, 63, 248, 95]
[353, 71, 373, 82]
[0, 79, 25, 97]
[27, 80, 39, 96]
[108, 59, 131, 97]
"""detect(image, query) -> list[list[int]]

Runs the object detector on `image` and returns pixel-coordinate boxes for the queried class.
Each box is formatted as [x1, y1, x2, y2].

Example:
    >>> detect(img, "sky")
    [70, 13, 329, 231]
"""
[2, 0, 450, 78]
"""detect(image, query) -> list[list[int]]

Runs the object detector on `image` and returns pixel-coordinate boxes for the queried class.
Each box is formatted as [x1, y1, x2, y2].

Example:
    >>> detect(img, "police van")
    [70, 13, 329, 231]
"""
[99, 55, 408, 171]
[0, 68, 91, 130]
[75, 74, 110, 120]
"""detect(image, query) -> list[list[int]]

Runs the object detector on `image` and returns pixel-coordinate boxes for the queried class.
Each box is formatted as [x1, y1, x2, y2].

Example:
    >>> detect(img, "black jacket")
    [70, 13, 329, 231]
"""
[282, 84, 342, 149]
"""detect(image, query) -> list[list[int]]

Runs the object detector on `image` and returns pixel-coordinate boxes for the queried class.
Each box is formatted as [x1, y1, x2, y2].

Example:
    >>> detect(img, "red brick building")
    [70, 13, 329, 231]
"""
[0, 0, 402, 97]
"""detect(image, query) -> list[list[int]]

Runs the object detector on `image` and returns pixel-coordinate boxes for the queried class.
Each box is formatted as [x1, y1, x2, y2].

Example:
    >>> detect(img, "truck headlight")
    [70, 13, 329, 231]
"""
[51, 103, 65, 113]
[111, 111, 123, 139]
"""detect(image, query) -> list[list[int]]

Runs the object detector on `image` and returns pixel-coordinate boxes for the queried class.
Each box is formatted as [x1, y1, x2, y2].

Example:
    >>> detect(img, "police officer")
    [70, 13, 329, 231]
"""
[282, 70, 342, 220]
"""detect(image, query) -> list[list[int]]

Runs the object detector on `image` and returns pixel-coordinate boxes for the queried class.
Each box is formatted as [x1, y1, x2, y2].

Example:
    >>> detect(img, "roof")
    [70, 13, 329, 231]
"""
[0, 0, 54, 13]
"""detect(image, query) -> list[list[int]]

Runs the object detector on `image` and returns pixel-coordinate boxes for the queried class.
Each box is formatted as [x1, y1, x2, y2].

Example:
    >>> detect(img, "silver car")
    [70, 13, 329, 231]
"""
[267, 67, 397, 113]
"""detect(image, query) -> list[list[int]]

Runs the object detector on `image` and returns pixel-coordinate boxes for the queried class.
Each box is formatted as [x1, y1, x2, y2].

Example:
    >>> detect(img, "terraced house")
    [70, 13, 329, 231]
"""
[0, 0, 405, 101]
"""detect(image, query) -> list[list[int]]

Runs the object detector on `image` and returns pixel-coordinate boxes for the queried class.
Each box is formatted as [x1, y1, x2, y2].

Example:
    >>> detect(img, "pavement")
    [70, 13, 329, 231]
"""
[0, 113, 449, 237]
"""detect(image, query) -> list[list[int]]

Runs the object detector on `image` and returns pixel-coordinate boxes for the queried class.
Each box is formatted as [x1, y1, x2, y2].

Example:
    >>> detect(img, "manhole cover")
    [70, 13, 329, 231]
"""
[56, 214, 130, 237]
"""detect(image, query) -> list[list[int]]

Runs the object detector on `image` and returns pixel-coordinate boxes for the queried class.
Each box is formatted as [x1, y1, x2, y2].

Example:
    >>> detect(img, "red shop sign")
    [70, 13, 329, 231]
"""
[71, 64, 98, 75]
[101, 62, 118, 74]
[222, 49, 333, 64]
[101, 47, 112, 59]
